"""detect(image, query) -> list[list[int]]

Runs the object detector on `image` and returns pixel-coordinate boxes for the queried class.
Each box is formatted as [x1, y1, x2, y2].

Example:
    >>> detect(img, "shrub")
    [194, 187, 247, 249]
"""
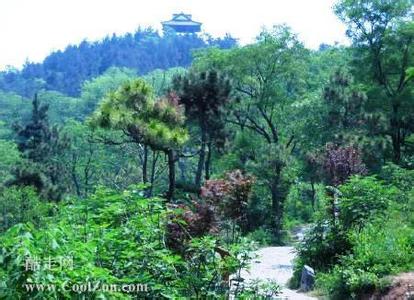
[166, 201, 217, 252]
[201, 169, 255, 234]
[246, 228, 273, 246]
[293, 172, 408, 293]
[316, 221, 414, 298]
[0, 186, 255, 298]
[0, 186, 51, 232]
[321, 144, 367, 186]
[379, 163, 414, 192]
[339, 176, 398, 230]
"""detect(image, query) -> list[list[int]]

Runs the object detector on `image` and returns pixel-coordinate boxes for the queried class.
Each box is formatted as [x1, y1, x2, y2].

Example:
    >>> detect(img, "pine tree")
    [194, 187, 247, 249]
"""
[10, 94, 69, 201]
[173, 70, 232, 186]
[90, 79, 188, 201]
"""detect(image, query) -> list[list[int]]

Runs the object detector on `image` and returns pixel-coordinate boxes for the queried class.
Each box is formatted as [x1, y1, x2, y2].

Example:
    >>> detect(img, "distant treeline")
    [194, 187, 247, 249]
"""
[0, 28, 237, 97]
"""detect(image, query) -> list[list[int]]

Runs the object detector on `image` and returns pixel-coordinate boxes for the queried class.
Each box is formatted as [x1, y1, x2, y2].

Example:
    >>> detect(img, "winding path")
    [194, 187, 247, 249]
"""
[238, 246, 316, 299]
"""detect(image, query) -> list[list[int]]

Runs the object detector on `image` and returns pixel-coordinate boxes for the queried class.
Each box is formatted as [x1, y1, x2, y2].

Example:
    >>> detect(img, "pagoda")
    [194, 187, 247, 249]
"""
[162, 13, 202, 33]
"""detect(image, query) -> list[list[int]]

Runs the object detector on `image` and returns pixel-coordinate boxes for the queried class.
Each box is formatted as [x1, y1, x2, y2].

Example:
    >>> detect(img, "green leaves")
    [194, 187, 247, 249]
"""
[0, 186, 253, 298]
[339, 175, 396, 230]
[406, 67, 414, 81]
[334, 0, 413, 41]
[90, 78, 188, 151]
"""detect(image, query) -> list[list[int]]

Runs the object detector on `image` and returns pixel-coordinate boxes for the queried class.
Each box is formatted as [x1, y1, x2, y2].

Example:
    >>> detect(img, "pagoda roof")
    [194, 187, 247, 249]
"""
[162, 13, 202, 26]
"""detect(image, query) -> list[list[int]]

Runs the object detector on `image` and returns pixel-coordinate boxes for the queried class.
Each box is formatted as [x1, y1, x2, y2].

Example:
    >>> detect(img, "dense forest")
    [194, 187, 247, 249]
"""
[0, 28, 236, 97]
[0, 0, 413, 299]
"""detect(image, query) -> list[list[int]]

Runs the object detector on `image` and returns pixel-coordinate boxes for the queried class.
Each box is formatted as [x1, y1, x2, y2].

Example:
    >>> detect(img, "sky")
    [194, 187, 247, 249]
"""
[0, 0, 349, 71]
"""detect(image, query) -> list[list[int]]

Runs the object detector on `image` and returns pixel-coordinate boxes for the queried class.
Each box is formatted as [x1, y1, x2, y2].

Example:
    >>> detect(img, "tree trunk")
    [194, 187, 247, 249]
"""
[195, 125, 207, 187]
[391, 103, 402, 163]
[271, 186, 280, 240]
[166, 149, 176, 202]
[148, 150, 158, 197]
[71, 154, 81, 197]
[269, 167, 289, 244]
[310, 181, 316, 211]
[142, 145, 148, 184]
[205, 141, 212, 181]
[270, 180, 283, 243]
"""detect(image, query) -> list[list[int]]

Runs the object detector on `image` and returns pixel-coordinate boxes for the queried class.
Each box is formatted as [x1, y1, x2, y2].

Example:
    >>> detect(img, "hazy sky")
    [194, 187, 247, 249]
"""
[0, 0, 348, 70]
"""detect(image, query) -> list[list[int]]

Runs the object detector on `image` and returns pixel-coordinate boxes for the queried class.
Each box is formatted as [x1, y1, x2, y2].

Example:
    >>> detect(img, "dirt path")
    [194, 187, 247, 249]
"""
[238, 246, 316, 299]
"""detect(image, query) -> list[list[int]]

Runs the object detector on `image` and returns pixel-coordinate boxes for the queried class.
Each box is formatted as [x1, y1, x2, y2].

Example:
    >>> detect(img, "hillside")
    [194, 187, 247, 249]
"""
[0, 28, 236, 97]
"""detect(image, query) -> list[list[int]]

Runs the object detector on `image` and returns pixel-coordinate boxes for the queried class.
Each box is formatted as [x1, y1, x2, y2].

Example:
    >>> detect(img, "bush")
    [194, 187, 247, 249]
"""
[201, 169, 255, 234]
[294, 168, 414, 296]
[316, 221, 414, 298]
[379, 163, 414, 192]
[246, 228, 273, 246]
[339, 176, 398, 230]
[0, 186, 255, 298]
[166, 201, 217, 252]
[0, 186, 51, 232]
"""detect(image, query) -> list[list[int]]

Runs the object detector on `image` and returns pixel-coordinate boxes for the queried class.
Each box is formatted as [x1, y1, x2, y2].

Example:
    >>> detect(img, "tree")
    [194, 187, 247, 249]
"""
[195, 26, 309, 239]
[0, 186, 49, 233]
[322, 70, 367, 139]
[11, 94, 69, 201]
[322, 144, 367, 187]
[90, 79, 188, 201]
[62, 120, 151, 197]
[319, 143, 367, 226]
[335, 0, 414, 163]
[143, 67, 186, 96]
[0, 28, 237, 97]
[0, 90, 31, 139]
[173, 70, 232, 186]
[0, 140, 21, 186]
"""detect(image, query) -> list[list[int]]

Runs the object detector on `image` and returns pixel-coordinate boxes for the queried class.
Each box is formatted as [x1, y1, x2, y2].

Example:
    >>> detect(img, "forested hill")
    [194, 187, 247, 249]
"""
[0, 28, 237, 97]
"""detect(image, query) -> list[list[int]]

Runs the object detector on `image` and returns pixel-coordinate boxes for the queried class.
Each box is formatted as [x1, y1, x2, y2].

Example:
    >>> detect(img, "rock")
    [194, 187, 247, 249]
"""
[300, 265, 315, 292]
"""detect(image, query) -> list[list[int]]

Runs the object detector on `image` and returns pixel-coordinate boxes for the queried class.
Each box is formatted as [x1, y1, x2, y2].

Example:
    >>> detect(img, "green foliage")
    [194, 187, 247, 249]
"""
[0, 90, 31, 138]
[80, 67, 137, 116]
[61, 120, 144, 196]
[246, 228, 273, 246]
[90, 78, 189, 200]
[339, 176, 398, 230]
[0, 29, 236, 97]
[335, 0, 414, 163]
[379, 163, 414, 192]
[11, 95, 69, 201]
[295, 220, 352, 276]
[143, 67, 186, 96]
[181, 236, 256, 298]
[297, 163, 414, 297]
[0, 140, 21, 185]
[173, 69, 232, 186]
[0, 68, 45, 98]
[334, 0, 413, 44]
[284, 181, 322, 223]
[0, 186, 51, 233]
[91, 78, 188, 151]
[37, 90, 84, 123]
[316, 221, 414, 299]
[321, 70, 367, 141]
[0, 186, 255, 298]
[236, 279, 281, 299]
[249, 144, 294, 242]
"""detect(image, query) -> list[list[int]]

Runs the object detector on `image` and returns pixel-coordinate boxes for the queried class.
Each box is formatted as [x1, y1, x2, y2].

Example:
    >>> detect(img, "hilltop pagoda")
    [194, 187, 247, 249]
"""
[162, 13, 202, 33]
